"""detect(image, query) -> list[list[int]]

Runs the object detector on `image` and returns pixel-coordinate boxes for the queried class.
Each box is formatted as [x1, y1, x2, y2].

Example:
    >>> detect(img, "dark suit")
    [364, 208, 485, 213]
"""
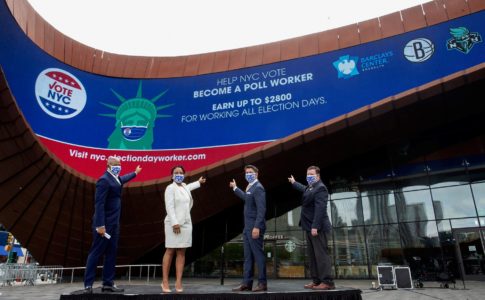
[233, 180, 266, 286]
[292, 179, 333, 285]
[84, 171, 136, 288]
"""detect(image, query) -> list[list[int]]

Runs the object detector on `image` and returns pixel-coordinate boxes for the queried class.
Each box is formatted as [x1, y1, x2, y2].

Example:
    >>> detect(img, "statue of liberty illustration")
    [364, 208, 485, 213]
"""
[99, 81, 173, 149]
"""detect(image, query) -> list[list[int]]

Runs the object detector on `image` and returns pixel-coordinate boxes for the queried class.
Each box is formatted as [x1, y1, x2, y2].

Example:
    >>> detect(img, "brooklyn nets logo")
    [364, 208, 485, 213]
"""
[404, 38, 434, 63]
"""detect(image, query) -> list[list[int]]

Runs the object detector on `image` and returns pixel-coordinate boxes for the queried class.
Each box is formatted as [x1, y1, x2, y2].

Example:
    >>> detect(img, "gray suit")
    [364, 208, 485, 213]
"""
[233, 180, 267, 286]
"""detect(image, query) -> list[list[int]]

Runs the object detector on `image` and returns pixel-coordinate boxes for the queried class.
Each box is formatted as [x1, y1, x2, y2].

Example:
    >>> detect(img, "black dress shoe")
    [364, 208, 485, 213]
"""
[102, 285, 124, 292]
[71, 286, 92, 295]
[252, 283, 267, 292]
[232, 284, 252, 292]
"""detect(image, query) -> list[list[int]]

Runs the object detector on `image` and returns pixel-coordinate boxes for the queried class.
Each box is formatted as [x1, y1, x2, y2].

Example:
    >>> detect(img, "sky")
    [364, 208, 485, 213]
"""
[27, 0, 431, 57]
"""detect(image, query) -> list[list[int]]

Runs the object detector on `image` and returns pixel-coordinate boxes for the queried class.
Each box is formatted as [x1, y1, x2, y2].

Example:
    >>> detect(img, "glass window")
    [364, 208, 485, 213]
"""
[365, 224, 404, 269]
[268, 207, 301, 232]
[362, 191, 397, 225]
[331, 198, 364, 227]
[330, 191, 358, 200]
[275, 230, 306, 278]
[471, 182, 485, 216]
[451, 218, 480, 229]
[431, 185, 477, 219]
[333, 227, 368, 278]
[394, 188, 435, 222]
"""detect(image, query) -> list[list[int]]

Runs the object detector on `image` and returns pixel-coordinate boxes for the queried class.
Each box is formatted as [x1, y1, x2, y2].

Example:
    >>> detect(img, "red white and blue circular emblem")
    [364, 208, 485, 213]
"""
[35, 68, 87, 119]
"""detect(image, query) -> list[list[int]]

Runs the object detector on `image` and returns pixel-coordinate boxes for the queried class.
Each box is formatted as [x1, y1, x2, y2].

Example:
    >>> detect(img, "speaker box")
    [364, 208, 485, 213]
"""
[376, 265, 395, 288]
[395, 266, 413, 289]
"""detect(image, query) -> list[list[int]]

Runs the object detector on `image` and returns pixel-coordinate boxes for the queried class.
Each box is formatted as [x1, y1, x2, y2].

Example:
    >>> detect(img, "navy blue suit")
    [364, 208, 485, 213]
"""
[292, 179, 333, 285]
[84, 171, 136, 288]
[233, 180, 267, 286]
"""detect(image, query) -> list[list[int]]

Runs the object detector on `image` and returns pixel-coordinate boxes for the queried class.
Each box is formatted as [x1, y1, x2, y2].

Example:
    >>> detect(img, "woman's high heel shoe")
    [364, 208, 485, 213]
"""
[161, 283, 172, 293]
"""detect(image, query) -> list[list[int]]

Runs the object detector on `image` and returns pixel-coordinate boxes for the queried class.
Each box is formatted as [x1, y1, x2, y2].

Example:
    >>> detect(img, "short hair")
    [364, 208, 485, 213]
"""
[107, 156, 120, 166]
[244, 164, 259, 173]
[307, 165, 320, 175]
[171, 165, 185, 175]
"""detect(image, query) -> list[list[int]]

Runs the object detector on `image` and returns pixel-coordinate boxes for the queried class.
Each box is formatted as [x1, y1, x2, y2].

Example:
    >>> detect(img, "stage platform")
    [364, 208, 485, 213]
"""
[62, 280, 362, 300]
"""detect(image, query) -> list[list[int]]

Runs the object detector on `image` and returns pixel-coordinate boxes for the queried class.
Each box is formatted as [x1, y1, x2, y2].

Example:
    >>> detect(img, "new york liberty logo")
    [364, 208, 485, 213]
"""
[446, 27, 482, 54]
[99, 81, 174, 149]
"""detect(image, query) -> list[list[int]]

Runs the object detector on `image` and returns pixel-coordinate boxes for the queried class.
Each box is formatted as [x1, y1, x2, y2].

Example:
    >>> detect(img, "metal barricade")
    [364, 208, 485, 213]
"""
[0, 264, 63, 286]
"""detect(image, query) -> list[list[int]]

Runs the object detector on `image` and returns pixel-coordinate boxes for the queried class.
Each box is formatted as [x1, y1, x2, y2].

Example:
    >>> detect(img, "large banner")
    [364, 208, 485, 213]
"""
[0, 1, 484, 181]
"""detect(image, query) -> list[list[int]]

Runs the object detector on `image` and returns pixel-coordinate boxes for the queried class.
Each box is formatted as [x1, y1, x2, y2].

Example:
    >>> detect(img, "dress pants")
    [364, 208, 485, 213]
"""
[84, 226, 119, 287]
[242, 231, 267, 286]
[306, 230, 333, 284]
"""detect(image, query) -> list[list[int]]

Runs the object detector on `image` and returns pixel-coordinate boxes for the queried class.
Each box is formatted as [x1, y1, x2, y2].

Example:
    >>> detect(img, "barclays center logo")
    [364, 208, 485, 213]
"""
[333, 55, 359, 79]
[35, 68, 87, 119]
[404, 38, 435, 62]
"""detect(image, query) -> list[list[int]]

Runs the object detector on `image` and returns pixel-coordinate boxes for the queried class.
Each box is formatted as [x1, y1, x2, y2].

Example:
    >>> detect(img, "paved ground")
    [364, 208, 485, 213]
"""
[0, 278, 483, 300]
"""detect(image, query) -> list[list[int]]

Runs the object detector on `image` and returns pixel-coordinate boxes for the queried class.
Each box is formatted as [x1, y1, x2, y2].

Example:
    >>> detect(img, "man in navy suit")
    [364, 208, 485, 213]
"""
[288, 165, 334, 290]
[230, 165, 267, 292]
[81, 156, 142, 294]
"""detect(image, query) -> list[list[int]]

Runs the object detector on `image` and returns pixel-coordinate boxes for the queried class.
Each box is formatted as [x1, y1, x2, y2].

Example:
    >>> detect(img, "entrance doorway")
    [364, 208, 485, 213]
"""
[453, 228, 485, 281]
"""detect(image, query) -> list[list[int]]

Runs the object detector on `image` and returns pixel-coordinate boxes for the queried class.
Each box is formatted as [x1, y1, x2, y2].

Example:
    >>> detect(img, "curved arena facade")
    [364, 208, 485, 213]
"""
[1, 0, 485, 280]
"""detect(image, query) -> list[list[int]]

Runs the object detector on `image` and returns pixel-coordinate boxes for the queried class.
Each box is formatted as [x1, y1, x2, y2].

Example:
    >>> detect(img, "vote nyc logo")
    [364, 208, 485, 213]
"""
[35, 68, 87, 119]
[404, 38, 434, 63]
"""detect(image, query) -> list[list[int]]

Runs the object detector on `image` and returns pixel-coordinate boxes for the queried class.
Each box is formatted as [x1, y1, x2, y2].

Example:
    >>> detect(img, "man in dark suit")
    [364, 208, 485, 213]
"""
[229, 165, 267, 292]
[81, 156, 142, 294]
[288, 165, 334, 290]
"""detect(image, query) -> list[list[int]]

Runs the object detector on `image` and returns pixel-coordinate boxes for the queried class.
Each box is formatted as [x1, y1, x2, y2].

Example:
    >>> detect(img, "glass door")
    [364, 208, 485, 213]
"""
[453, 228, 485, 280]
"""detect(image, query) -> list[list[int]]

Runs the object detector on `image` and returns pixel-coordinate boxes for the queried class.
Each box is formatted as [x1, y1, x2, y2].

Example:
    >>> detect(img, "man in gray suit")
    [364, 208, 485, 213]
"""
[288, 165, 334, 290]
[230, 165, 267, 292]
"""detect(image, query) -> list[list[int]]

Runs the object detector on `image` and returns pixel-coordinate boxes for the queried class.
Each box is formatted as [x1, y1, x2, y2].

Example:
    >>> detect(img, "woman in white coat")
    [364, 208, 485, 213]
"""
[162, 165, 206, 293]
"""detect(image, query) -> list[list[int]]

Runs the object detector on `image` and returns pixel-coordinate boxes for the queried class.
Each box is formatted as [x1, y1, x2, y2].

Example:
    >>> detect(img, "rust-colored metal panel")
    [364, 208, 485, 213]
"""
[170, 56, 187, 78]
[81, 44, 96, 73]
[223, 154, 244, 172]
[379, 12, 405, 38]
[213, 51, 230, 73]
[70, 41, 82, 70]
[245, 45, 264, 67]
[91, 49, 105, 74]
[444, 0, 470, 19]
[370, 96, 395, 117]
[468, 0, 485, 12]
[132, 57, 151, 78]
[197, 53, 215, 75]
[43, 22, 55, 56]
[417, 79, 443, 100]
[317, 29, 339, 53]
[465, 62, 485, 83]
[63, 37, 73, 65]
[280, 38, 299, 61]
[109, 55, 128, 78]
[281, 131, 304, 151]
[347, 106, 371, 126]
[358, 18, 382, 43]
[25, 1, 36, 42]
[206, 162, 225, 178]
[242, 147, 264, 165]
[53, 29, 65, 61]
[155, 59, 174, 78]
[393, 88, 419, 109]
[442, 71, 466, 91]
[401, 5, 427, 32]
[299, 33, 319, 57]
[228, 48, 246, 70]
[262, 41, 281, 64]
[337, 24, 360, 49]
[303, 125, 326, 144]
[33, 10, 45, 49]
[12, 0, 27, 32]
[183, 55, 201, 77]
[325, 115, 348, 134]
[262, 141, 283, 159]
[423, 0, 449, 25]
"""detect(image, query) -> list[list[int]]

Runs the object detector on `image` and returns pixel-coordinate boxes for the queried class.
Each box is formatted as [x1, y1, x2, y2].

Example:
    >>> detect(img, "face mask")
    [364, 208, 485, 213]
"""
[173, 174, 184, 183]
[306, 175, 317, 185]
[121, 122, 148, 141]
[245, 173, 256, 183]
[110, 165, 121, 176]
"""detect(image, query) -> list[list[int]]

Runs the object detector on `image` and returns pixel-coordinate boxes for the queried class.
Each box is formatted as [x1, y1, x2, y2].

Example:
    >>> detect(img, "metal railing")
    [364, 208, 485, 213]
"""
[0, 263, 160, 287]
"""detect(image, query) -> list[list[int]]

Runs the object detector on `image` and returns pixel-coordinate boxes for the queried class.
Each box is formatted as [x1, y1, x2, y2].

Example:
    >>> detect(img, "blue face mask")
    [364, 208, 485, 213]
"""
[110, 165, 121, 176]
[306, 175, 317, 185]
[245, 172, 256, 183]
[173, 174, 184, 184]
[121, 122, 148, 141]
